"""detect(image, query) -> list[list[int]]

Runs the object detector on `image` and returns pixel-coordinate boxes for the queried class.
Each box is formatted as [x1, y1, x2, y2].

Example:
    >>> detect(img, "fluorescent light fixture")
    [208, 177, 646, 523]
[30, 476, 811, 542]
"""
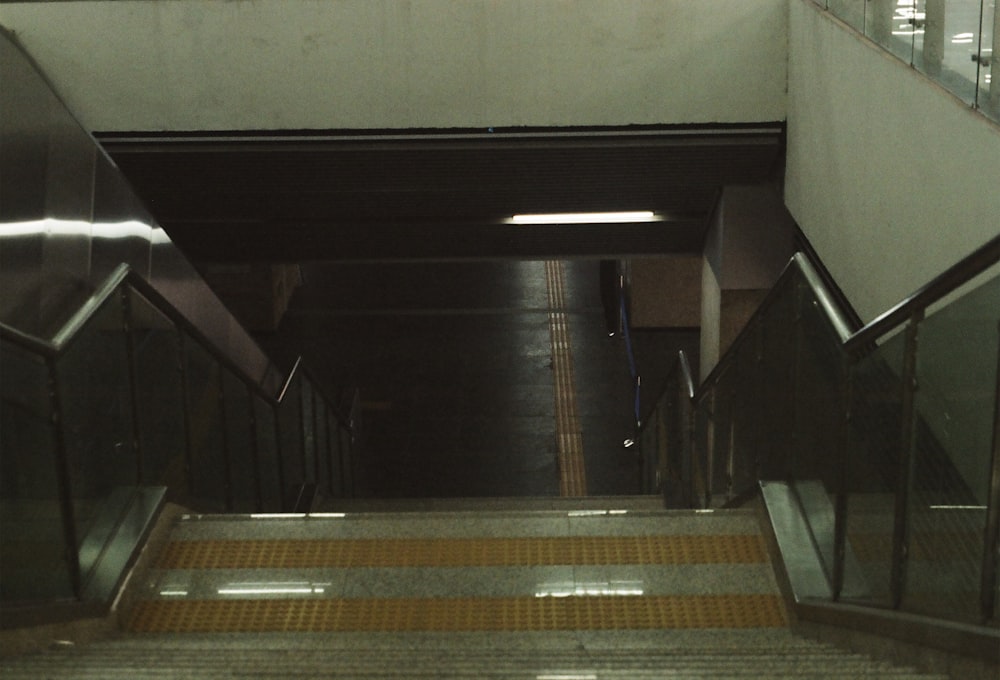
[219, 587, 316, 596]
[510, 211, 658, 225]
[250, 513, 307, 519]
[567, 509, 629, 517]
[218, 581, 330, 596]
[535, 581, 644, 598]
[929, 505, 986, 510]
[308, 512, 347, 518]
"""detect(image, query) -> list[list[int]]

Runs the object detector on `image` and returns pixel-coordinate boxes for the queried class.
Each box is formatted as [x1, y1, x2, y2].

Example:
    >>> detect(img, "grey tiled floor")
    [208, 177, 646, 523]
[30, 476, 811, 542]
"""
[256, 260, 698, 499]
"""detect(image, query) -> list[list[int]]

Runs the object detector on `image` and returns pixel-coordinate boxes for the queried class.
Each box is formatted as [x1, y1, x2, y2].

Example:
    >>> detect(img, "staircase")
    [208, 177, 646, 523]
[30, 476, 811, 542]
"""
[1, 500, 947, 678]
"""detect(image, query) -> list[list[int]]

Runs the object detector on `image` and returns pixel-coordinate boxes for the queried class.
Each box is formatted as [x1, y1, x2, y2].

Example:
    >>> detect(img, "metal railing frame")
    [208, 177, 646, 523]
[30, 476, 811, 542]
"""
[636, 235, 1000, 627]
[0, 264, 357, 601]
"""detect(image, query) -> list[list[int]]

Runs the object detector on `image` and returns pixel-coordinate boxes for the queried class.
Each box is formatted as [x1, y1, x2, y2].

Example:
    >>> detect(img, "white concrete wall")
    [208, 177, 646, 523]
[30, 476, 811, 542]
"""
[0, 0, 788, 131]
[785, 0, 1000, 323]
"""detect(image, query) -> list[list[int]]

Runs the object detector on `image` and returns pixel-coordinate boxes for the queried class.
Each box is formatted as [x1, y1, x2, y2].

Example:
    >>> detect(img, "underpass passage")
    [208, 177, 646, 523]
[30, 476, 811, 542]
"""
[256, 260, 686, 499]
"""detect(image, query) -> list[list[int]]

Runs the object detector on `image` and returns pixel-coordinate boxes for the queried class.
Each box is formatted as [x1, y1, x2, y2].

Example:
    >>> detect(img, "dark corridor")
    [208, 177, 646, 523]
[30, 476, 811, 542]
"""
[254, 259, 699, 499]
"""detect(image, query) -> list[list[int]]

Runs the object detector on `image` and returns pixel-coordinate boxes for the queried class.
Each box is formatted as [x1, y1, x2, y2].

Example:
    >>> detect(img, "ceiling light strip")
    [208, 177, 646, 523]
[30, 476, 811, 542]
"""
[513, 211, 658, 225]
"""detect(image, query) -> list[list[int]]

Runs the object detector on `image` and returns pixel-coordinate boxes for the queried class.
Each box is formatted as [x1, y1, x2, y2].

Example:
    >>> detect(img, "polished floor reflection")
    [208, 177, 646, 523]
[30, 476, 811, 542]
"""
[256, 260, 699, 499]
[128, 508, 785, 633]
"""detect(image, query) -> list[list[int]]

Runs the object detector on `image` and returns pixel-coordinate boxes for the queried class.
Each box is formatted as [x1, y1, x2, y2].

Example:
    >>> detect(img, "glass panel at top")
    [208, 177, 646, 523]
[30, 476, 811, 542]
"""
[912, 0, 982, 105]
[866, 0, 917, 62]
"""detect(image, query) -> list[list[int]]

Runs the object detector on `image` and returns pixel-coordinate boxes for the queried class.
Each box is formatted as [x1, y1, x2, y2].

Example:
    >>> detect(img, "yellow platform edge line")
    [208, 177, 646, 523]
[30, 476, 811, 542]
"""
[129, 594, 787, 633]
[156, 534, 769, 570]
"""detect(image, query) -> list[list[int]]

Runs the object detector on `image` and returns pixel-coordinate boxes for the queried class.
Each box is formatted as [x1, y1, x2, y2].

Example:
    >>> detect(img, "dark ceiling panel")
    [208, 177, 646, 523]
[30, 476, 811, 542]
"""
[98, 126, 784, 261]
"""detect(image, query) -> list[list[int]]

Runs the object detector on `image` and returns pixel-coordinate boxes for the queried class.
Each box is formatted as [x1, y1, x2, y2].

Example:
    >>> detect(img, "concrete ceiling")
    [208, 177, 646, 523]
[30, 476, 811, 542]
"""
[99, 125, 785, 262]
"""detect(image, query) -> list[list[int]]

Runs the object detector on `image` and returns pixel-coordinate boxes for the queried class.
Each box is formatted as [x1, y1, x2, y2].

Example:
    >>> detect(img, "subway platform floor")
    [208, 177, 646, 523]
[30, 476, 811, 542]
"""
[254, 260, 698, 499]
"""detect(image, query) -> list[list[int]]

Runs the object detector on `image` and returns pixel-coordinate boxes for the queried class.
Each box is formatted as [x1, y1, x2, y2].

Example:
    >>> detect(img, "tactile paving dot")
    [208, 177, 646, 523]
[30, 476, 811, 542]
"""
[129, 595, 787, 633]
[156, 535, 768, 570]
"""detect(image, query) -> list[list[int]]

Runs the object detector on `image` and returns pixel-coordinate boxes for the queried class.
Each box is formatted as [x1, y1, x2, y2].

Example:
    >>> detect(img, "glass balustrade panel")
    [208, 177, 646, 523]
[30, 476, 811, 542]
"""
[313, 389, 331, 499]
[794, 295, 847, 487]
[338, 424, 355, 498]
[253, 396, 282, 511]
[127, 289, 185, 490]
[980, 0, 999, 121]
[830, 0, 868, 32]
[913, 0, 981, 104]
[278, 376, 305, 500]
[695, 396, 712, 505]
[758, 278, 799, 482]
[0, 340, 73, 601]
[222, 368, 256, 513]
[841, 329, 908, 606]
[730, 338, 761, 497]
[640, 408, 659, 494]
[181, 335, 227, 512]
[55, 293, 138, 589]
[901, 274, 999, 622]
[867, 0, 920, 62]
[327, 410, 343, 498]
[301, 377, 317, 487]
[792, 294, 850, 581]
[710, 368, 735, 503]
[743, 320, 768, 478]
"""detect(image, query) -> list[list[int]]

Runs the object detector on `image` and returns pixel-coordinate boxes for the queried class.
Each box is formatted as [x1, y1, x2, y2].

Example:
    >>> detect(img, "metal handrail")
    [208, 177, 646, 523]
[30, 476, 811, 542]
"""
[649, 233, 1000, 631]
[0, 263, 351, 421]
[843, 235, 1000, 354]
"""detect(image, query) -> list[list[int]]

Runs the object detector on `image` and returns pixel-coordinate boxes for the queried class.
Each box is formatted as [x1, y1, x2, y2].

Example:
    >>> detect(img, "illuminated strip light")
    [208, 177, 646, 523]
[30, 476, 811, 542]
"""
[535, 582, 645, 598]
[218, 584, 329, 596]
[510, 211, 659, 225]
[929, 505, 987, 510]
[247, 512, 346, 521]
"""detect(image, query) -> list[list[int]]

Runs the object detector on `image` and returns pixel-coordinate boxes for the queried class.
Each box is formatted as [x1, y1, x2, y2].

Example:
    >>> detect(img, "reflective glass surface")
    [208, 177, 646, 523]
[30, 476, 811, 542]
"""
[253, 396, 282, 510]
[128, 289, 185, 488]
[902, 275, 999, 621]
[983, 0, 1000, 120]
[866, 0, 916, 61]
[55, 292, 138, 587]
[842, 329, 908, 608]
[182, 335, 227, 512]
[338, 423, 355, 498]
[694, 394, 713, 503]
[710, 366, 735, 501]
[793, 291, 847, 489]
[757, 278, 798, 482]
[301, 378, 317, 486]
[314, 389, 331, 498]
[278, 376, 305, 494]
[829, 0, 867, 31]
[0, 340, 73, 601]
[223, 368, 256, 513]
[821, 0, 1000, 120]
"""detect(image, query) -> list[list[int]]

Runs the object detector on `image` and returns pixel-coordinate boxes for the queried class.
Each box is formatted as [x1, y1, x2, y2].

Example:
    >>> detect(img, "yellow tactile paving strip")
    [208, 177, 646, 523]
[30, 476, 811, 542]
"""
[155, 534, 768, 570]
[129, 594, 787, 633]
[545, 260, 587, 497]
